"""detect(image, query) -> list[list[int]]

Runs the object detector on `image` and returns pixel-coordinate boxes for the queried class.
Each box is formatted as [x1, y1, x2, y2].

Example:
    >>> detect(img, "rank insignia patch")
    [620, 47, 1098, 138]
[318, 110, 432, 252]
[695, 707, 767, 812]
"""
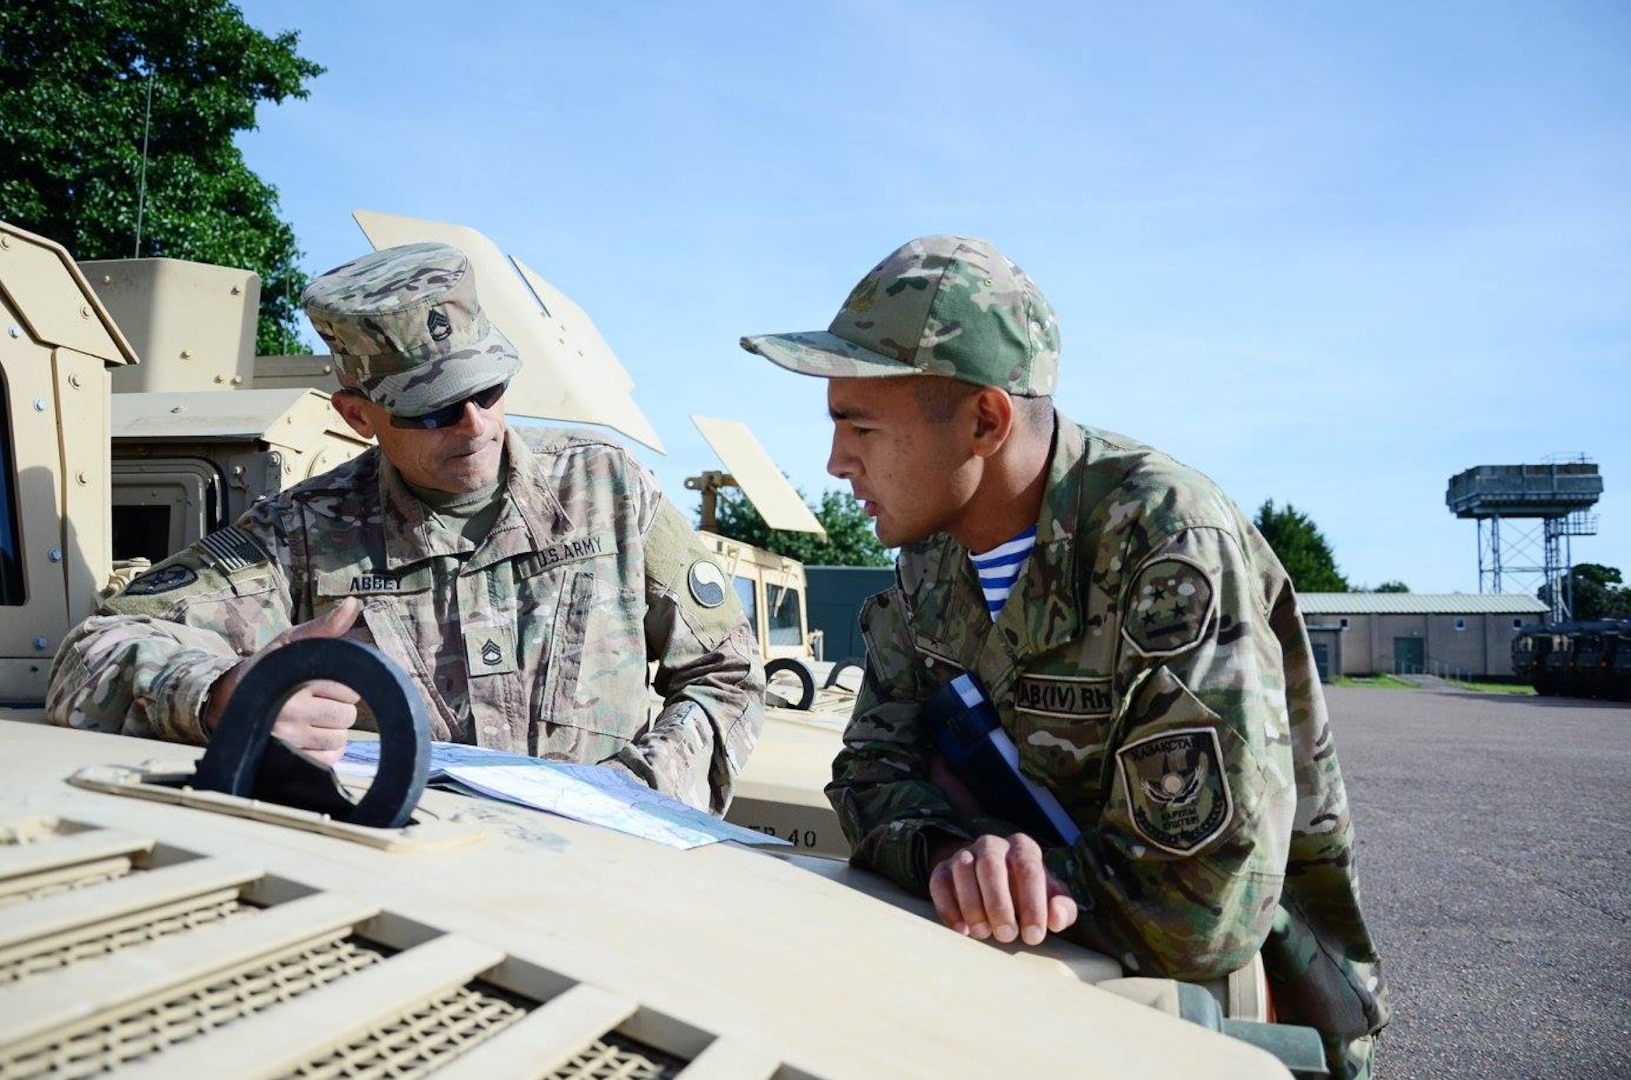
[1124, 556, 1215, 657]
[426, 307, 452, 341]
[687, 559, 726, 608]
[122, 565, 198, 596]
[1117, 727, 1233, 855]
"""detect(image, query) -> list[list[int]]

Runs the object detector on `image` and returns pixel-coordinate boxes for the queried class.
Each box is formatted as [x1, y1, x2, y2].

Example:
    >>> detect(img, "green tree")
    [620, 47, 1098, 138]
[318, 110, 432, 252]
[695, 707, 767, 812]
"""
[707, 488, 893, 567]
[1254, 499, 1350, 593]
[1555, 563, 1631, 621]
[0, 0, 323, 355]
[1373, 580, 1410, 593]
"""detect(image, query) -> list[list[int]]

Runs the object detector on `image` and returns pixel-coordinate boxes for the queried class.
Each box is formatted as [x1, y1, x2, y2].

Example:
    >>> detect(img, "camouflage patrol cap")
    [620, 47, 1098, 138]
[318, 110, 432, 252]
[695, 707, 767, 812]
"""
[301, 242, 521, 416]
[740, 235, 1060, 396]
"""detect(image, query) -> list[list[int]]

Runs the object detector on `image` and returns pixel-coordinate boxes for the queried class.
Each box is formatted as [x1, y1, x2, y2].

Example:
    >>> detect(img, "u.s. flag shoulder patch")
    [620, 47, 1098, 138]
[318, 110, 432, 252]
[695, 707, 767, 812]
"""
[196, 526, 270, 575]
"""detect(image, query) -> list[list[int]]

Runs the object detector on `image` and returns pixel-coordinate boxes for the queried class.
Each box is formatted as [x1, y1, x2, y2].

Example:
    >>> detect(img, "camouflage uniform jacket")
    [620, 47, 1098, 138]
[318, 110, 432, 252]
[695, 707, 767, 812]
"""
[48, 427, 765, 813]
[828, 415, 1389, 1071]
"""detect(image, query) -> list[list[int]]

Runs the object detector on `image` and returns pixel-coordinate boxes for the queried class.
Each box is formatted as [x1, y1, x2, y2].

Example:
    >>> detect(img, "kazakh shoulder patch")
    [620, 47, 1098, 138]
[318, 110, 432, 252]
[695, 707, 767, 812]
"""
[1117, 726, 1233, 855]
[196, 525, 270, 574]
[687, 558, 727, 608]
[1123, 555, 1215, 657]
[122, 564, 198, 596]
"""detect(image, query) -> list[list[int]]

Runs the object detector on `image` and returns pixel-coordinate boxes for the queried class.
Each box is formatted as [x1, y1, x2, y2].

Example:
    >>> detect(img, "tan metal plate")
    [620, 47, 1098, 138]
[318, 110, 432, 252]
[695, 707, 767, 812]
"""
[82, 258, 258, 392]
[691, 417, 823, 536]
[351, 210, 664, 453]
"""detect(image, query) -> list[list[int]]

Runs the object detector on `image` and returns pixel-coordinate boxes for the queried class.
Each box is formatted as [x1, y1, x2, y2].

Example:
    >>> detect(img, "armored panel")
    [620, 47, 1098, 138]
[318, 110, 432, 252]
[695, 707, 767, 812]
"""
[511, 256, 634, 394]
[0, 223, 131, 700]
[692, 416, 824, 535]
[80, 258, 259, 392]
[0, 721, 1293, 1078]
[252, 353, 344, 395]
[1446, 463, 1603, 519]
[0, 227, 134, 367]
[351, 210, 664, 453]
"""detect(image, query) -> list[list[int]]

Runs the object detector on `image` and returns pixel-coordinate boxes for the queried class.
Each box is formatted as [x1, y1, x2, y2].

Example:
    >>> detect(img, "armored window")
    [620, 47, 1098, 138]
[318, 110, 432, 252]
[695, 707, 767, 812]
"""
[766, 583, 803, 647]
[733, 576, 760, 642]
[0, 372, 22, 605]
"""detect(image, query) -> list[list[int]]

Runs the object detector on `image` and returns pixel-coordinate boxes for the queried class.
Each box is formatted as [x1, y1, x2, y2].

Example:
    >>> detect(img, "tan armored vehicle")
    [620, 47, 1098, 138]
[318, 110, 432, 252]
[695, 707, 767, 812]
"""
[0, 219, 1322, 1077]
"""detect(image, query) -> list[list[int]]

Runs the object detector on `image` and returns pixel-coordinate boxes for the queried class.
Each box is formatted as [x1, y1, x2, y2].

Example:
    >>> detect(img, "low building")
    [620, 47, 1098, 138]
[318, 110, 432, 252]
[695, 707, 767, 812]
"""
[1299, 593, 1549, 680]
[805, 570, 1549, 682]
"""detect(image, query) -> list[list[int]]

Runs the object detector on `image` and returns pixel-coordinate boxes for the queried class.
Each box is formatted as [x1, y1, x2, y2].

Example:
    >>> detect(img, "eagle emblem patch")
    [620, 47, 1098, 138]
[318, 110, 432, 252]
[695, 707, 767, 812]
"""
[1117, 727, 1233, 855]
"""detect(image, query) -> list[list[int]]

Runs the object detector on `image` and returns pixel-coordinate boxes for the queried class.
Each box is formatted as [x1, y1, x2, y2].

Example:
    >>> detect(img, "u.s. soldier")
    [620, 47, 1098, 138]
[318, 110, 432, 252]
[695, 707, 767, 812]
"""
[48, 242, 764, 814]
[740, 235, 1389, 1074]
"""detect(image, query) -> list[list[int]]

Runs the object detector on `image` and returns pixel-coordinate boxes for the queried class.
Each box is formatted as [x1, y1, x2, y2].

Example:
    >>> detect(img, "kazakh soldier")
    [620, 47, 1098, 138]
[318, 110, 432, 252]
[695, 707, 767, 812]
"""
[740, 235, 1389, 1074]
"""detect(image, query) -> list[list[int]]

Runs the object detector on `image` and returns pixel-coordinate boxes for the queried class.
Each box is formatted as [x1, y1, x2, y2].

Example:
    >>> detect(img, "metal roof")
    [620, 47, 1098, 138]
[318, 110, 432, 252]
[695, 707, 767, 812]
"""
[1298, 593, 1548, 615]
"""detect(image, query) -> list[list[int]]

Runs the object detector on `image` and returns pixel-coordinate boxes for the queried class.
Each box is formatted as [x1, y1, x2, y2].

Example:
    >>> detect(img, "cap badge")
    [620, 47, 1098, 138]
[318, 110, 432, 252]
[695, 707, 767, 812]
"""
[426, 308, 452, 342]
[842, 274, 880, 316]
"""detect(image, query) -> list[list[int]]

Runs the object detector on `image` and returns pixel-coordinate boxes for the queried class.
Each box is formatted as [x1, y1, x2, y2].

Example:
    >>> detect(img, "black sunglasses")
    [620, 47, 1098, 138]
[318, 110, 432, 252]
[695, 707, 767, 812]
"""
[389, 381, 509, 430]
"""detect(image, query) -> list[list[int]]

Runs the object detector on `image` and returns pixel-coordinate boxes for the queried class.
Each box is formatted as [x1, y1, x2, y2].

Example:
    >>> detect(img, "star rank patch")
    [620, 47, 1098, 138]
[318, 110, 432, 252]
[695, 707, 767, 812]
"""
[1117, 727, 1233, 855]
[1123, 556, 1215, 657]
[687, 559, 727, 608]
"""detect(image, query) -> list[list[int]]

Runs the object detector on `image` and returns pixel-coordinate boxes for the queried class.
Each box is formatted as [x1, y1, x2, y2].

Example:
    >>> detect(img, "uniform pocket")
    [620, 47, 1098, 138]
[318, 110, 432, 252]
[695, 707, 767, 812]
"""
[539, 570, 647, 741]
[1011, 707, 1114, 797]
[357, 599, 461, 741]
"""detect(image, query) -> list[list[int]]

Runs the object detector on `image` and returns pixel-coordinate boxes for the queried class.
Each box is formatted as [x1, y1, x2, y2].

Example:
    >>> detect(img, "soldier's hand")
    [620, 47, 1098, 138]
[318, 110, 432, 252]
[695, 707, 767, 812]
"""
[203, 598, 364, 766]
[928, 833, 1079, 947]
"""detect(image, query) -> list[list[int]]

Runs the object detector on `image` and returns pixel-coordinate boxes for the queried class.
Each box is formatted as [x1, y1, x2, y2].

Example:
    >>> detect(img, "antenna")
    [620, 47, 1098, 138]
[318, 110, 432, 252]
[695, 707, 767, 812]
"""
[133, 62, 156, 258]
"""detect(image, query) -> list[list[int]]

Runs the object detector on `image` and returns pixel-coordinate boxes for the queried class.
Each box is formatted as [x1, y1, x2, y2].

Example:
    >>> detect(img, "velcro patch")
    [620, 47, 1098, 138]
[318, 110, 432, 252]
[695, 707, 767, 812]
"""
[687, 559, 727, 608]
[1015, 673, 1113, 719]
[465, 623, 518, 676]
[196, 526, 269, 574]
[517, 532, 617, 577]
[317, 566, 434, 598]
[122, 564, 198, 596]
[1117, 727, 1233, 855]
[1123, 556, 1215, 657]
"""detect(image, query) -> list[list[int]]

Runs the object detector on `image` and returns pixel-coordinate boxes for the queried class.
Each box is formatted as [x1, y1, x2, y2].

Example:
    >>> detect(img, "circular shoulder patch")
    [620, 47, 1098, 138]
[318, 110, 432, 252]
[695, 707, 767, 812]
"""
[122, 564, 198, 596]
[1116, 726, 1233, 855]
[1123, 556, 1215, 657]
[687, 559, 727, 608]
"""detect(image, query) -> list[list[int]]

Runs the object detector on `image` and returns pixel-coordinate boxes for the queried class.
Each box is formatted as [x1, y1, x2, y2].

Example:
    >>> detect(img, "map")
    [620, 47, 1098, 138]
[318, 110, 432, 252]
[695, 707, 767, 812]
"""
[335, 740, 787, 851]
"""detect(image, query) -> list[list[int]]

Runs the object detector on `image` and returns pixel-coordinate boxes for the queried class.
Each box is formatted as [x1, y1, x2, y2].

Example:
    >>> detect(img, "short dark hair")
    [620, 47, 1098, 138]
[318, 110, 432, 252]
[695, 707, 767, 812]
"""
[912, 377, 980, 422]
[1014, 393, 1054, 432]
[912, 377, 1054, 437]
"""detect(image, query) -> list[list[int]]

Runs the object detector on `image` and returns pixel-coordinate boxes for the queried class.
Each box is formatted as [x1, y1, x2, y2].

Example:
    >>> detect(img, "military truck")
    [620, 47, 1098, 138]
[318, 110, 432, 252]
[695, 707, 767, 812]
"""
[685, 415, 861, 712]
[0, 219, 1324, 1077]
[1513, 620, 1631, 700]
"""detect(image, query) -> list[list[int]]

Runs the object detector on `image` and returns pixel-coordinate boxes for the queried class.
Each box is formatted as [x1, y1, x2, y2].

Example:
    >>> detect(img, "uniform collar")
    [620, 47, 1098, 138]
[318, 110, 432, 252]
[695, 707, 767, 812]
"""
[377, 428, 573, 572]
[909, 410, 1090, 688]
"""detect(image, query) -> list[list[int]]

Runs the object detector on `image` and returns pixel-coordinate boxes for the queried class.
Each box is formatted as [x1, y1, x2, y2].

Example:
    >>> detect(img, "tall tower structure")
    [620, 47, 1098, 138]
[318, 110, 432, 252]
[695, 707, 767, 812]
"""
[1446, 459, 1602, 623]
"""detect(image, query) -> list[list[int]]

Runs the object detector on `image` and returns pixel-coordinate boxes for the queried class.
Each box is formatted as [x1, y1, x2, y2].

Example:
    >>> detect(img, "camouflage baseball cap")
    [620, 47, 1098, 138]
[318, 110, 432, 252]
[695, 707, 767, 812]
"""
[740, 235, 1060, 395]
[302, 241, 521, 416]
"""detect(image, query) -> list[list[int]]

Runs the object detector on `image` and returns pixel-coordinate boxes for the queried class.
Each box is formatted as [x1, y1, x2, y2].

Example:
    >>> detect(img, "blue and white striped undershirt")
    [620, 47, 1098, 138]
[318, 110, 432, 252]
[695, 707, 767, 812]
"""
[969, 525, 1038, 619]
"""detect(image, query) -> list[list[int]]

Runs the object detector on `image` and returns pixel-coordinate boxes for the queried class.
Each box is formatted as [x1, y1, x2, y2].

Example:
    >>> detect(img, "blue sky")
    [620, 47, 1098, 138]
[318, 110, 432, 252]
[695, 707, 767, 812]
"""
[234, 0, 1628, 592]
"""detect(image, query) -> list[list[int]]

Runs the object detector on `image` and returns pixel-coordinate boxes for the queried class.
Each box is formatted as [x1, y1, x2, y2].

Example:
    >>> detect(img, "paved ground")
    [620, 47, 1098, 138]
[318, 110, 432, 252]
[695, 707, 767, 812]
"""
[1328, 685, 1630, 1079]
